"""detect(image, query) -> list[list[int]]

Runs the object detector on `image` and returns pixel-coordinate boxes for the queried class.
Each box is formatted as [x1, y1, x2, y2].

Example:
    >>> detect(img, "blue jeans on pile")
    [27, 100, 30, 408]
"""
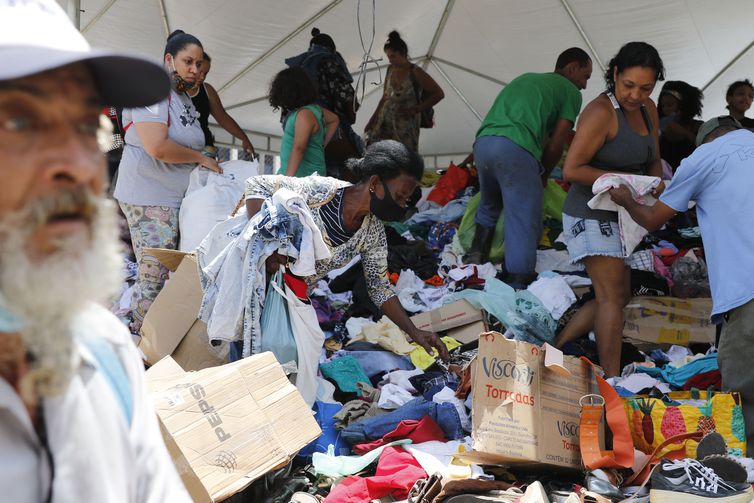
[341, 398, 464, 445]
[197, 199, 308, 357]
[474, 135, 543, 276]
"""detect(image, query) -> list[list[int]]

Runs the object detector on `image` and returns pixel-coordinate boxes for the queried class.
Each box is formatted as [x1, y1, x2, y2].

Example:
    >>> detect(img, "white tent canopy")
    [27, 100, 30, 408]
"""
[62, 0, 754, 167]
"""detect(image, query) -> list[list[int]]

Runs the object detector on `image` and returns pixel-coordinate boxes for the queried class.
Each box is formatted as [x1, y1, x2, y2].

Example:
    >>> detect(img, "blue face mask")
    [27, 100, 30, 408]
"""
[0, 298, 23, 333]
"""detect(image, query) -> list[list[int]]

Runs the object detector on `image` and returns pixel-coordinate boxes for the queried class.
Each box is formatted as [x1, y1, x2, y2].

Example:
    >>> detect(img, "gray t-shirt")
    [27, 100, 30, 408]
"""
[114, 89, 205, 207]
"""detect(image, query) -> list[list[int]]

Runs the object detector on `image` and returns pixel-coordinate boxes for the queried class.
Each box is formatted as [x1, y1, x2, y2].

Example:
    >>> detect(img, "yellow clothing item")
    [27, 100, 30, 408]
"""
[410, 337, 462, 369]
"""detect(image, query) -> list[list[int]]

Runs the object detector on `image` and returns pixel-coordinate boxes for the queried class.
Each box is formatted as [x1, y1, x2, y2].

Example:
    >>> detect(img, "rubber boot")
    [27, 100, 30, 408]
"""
[464, 224, 495, 264]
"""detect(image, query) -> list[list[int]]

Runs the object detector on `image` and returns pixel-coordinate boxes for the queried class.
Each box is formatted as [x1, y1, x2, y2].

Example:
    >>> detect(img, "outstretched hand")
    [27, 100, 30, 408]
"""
[410, 329, 449, 361]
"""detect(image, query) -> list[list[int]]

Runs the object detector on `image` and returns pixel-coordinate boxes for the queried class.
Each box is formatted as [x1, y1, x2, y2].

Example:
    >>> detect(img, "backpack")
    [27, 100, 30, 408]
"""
[408, 64, 435, 128]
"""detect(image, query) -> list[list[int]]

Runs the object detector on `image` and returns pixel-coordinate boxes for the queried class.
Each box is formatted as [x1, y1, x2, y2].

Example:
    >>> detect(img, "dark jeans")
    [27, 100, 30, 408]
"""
[474, 135, 543, 276]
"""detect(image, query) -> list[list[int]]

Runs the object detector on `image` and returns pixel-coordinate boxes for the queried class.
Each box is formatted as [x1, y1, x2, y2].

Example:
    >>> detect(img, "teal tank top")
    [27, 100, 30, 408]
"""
[278, 104, 326, 177]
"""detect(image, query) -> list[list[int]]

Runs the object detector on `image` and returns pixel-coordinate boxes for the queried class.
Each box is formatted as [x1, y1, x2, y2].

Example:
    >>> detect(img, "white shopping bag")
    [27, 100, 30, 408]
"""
[282, 282, 325, 408]
[179, 159, 259, 251]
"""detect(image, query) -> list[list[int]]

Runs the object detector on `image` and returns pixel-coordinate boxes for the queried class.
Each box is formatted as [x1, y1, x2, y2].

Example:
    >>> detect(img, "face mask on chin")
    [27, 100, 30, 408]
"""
[370, 180, 409, 222]
[168, 59, 193, 94]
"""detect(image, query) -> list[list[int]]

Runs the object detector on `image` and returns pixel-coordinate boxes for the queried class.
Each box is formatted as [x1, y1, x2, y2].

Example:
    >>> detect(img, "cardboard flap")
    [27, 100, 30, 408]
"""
[410, 300, 483, 333]
[144, 247, 193, 272]
[139, 254, 203, 365]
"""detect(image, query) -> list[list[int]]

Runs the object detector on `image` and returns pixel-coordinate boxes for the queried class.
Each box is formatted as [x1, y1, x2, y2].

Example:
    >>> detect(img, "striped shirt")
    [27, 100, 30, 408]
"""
[320, 188, 354, 247]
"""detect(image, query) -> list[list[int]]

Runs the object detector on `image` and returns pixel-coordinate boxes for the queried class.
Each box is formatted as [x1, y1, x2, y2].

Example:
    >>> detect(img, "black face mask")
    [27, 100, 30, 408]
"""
[370, 181, 409, 222]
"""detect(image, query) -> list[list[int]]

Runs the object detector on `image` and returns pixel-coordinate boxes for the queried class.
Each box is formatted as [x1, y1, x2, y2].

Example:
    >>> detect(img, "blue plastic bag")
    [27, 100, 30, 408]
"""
[260, 269, 298, 365]
[447, 277, 556, 345]
[298, 401, 351, 459]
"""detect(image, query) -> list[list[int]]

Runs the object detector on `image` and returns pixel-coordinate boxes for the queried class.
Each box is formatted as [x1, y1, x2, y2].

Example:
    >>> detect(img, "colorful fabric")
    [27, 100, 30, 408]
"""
[119, 202, 179, 332]
[352, 416, 447, 455]
[427, 163, 471, 207]
[427, 222, 458, 256]
[623, 390, 746, 458]
[324, 446, 427, 502]
[319, 355, 371, 394]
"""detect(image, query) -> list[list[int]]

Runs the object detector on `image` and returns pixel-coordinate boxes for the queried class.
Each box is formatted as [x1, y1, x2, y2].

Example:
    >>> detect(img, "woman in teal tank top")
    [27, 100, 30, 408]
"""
[269, 67, 339, 177]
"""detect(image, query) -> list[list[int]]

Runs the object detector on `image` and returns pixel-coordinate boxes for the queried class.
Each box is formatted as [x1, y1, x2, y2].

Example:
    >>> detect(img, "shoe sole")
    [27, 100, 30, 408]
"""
[701, 455, 749, 484]
[649, 489, 752, 503]
[697, 432, 728, 460]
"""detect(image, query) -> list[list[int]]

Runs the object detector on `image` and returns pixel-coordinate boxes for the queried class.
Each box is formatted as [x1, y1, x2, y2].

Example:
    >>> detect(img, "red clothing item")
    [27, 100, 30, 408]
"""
[324, 446, 426, 503]
[683, 370, 722, 391]
[427, 163, 472, 207]
[352, 416, 447, 455]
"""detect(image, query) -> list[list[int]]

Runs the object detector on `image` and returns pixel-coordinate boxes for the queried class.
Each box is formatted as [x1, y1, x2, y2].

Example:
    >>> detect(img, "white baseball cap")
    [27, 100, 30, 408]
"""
[0, 0, 170, 107]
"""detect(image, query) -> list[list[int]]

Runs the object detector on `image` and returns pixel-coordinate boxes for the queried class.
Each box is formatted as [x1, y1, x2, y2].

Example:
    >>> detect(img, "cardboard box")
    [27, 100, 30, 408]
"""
[147, 354, 321, 502]
[624, 297, 715, 348]
[410, 299, 487, 344]
[468, 332, 599, 469]
[139, 249, 222, 370]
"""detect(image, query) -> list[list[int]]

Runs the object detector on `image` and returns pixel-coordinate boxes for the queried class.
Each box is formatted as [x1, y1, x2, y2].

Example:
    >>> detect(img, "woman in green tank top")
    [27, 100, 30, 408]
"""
[269, 67, 339, 177]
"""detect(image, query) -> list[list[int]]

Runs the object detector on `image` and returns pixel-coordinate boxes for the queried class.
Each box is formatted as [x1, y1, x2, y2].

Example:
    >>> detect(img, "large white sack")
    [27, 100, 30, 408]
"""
[179, 159, 259, 251]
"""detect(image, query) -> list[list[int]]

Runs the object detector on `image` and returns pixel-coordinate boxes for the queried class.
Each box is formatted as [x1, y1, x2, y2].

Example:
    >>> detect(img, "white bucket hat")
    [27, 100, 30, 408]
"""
[0, 0, 170, 107]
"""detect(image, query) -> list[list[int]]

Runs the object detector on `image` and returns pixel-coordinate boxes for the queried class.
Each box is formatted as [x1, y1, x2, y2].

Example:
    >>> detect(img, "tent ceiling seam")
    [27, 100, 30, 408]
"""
[81, 0, 118, 34]
[430, 58, 482, 121]
[224, 55, 426, 111]
[216, 0, 343, 95]
[559, 0, 605, 72]
[433, 57, 507, 87]
[702, 38, 754, 91]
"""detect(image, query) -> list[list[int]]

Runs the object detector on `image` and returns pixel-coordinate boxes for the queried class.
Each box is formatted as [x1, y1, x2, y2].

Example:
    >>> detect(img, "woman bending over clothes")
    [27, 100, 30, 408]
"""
[245, 140, 448, 359]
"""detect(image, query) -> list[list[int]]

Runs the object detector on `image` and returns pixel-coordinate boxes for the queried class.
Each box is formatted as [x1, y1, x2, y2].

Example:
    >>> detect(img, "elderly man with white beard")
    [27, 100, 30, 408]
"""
[0, 1, 191, 501]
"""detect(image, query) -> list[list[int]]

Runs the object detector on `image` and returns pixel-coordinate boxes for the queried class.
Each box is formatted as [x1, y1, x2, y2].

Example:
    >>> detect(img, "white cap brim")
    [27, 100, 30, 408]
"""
[1, 45, 170, 108]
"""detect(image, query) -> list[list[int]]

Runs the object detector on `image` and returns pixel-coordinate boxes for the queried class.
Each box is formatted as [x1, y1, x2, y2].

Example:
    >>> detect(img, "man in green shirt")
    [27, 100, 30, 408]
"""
[467, 48, 592, 288]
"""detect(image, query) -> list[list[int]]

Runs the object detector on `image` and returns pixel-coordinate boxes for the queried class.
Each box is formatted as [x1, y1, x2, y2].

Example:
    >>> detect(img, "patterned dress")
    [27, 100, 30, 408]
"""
[366, 66, 420, 151]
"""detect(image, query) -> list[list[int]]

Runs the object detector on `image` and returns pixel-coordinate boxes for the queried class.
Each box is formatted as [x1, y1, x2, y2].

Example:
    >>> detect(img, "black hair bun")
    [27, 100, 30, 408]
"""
[167, 29, 185, 42]
[388, 30, 402, 42]
[311, 27, 321, 36]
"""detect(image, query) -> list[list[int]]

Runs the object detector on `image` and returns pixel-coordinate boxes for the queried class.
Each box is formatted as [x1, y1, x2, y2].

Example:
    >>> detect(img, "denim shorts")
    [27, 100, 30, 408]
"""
[562, 213, 624, 264]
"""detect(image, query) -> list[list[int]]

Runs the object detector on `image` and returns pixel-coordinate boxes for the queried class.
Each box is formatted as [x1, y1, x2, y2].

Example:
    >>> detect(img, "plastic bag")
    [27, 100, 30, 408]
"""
[260, 269, 298, 366]
[179, 159, 259, 251]
[447, 277, 556, 345]
[671, 256, 711, 298]
[456, 179, 567, 261]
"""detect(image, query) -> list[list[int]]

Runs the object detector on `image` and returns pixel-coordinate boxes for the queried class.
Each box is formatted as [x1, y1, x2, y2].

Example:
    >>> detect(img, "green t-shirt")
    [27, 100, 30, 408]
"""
[476, 72, 582, 160]
[278, 104, 326, 177]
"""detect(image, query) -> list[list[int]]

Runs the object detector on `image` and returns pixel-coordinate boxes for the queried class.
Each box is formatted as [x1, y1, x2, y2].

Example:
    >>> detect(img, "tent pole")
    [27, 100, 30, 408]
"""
[217, 0, 344, 95]
[559, 0, 605, 72]
[702, 39, 754, 91]
[157, 0, 170, 37]
[430, 59, 482, 121]
[66, 0, 81, 29]
[422, 0, 456, 71]
[432, 57, 507, 87]
[82, 0, 118, 34]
